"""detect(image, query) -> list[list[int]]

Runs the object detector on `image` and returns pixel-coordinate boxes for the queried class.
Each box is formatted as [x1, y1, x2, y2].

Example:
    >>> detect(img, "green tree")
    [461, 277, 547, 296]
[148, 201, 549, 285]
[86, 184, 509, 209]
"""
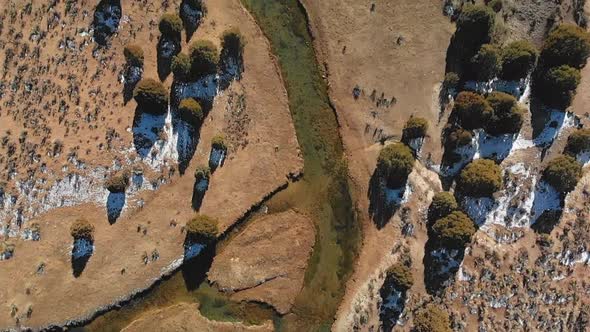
[386, 263, 414, 290]
[123, 44, 144, 67]
[133, 79, 169, 115]
[104, 170, 130, 193]
[402, 117, 429, 140]
[453, 91, 493, 130]
[565, 128, 590, 155]
[70, 219, 95, 240]
[190, 40, 219, 77]
[541, 24, 590, 69]
[428, 192, 459, 223]
[456, 4, 495, 44]
[221, 28, 245, 58]
[501, 40, 538, 80]
[539, 65, 581, 108]
[159, 13, 183, 38]
[211, 134, 227, 151]
[443, 72, 460, 92]
[431, 211, 476, 248]
[171, 53, 192, 81]
[471, 44, 502, 80]
[457, 159, 503, 197]
[485, 91, 525, 135]
[178, 98, 203, 125]
[445, 127, 473, 149]
[186, 214, 219, 242]
[543, 155, 583, 194]
[413, 304, 452, 332]
[377, 143, 415, 188]
[194, 165, 211, 182]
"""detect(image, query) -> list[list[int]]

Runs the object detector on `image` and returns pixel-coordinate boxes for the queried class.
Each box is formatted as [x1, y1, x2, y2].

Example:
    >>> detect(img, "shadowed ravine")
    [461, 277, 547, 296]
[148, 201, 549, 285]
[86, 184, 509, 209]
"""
[76, 0, 360, 331]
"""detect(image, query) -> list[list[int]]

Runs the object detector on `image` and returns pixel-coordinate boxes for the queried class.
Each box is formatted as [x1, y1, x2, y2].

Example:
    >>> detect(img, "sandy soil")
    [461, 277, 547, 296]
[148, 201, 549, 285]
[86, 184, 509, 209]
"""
[0, 0, 301, 329]
[208, 209, 315, 315]
[120, 302, 274, 332]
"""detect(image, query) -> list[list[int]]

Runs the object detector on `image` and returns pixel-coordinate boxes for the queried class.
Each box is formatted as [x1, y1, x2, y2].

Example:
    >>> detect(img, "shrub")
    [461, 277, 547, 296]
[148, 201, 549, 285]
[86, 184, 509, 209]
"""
[159, 13, 183, 38]
[386, 263, 414, 290]
[123, 44, 144, 67]
[377, 143, 415, 188]
[104, 170, 130, 193]
[431, 211, 476, 248]
[428, 192, 459, 223]
[178, 98, 203, 125]
[402, 117, 429, 140]
[565, 128, 590, 155]
[186, 214, 218, 242]
[194, 165, 211, 182]
[453, 91, 493, 130]
[541, 24, 590, 69]
[413, 304, 452, 332]
[133, 79, 169, 115]
[456, 4, 495, 46]
[501, 40, 538, 80]
[70, 219, 95, 240]
[538, 65, 581, 108]
[457, 159, 503, 197]
[189, 40, 219, 77]
[171, 53, 192, 81]
[211, 134, 227, 150]
[221, 28, 245, 58]
[543, 155, 583, 194]
[445, 127, 473, 149]
[443, 72, 460, 92]
[485, 91, 525, 135]
[487, 0, 503, 12]
[471, 44, 502, 80]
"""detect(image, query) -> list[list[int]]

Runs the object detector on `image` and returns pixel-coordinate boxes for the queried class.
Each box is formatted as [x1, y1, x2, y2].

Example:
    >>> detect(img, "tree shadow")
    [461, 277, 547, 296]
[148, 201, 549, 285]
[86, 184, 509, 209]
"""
[132, 107, 167, 158]
[180, 0, 205, 42]
[219, 45, 244, 90]
[422, 240, 466, 296]
[192, 178, 209, 211]
[208, 147, 226, 173]
[107, 192, 125, 224]
[379, 275, 408, 331]
[71, 238, 94, 278]
[182, 236, 215, 291]
[123, 66, 142, 105]
[92, 0, 122, 47]
[530, 180, 565, 234]
[368, 170, 407, 230]
[157, 36, 181, 81]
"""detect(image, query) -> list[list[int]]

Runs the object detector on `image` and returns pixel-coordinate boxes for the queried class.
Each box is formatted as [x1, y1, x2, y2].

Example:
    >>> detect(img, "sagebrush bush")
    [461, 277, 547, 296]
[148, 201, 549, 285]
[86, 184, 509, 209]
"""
[133, 79, 169, 115]
[221, 28, 245, 58]
[457, 159, 503, 197]
[456, 4, 495, 46]
[485, 91, 525, 135]
[541, 24, 590, 69]
[432, 211, 476, 248]
[402, 117, 429, 140]
[186, 214, 218, 242]
[413, 304, 452, 332]
[194, 165, 211, 181]
[543, 155, 583, 194]
[428, 192, 459, 223]
[104, 170, 130, 193]
[377, 143, 415, 188]
[501, 40, 538, 80]
[123, 44, 144, 67]
[171, 53, 192, 81]
[178, 98, 203, 125]
[211, 134, 227, 151]
[453, 91, 493, 130]
[471, 44, 502, 80]
[565, 128, 590, 155]
[386, 263, 414, 290]
[159, 13, 183, 38]
[538, 65, 581, 109]
[70, 219, 95, 240]
[445, 127, 473, 149]
[190, 40, 219, 77]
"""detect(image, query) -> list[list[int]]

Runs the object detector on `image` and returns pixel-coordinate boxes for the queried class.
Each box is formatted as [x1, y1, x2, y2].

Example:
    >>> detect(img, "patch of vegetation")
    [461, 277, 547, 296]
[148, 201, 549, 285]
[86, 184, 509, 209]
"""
[189, 40, 219, 77]
[413, 303, 452, 332]
[471, 44, 502, 80]
[565, 128, 590, 155]
[194, 165, 211, 182]
[541, 24, 590, 69]
[444, 127, 473, 149]
[402, 117, 429, 140]
[485, 91, 525, 135]
[457, 159, 503, 197]
[123, 44, 144, 68]
[105, 170, 130, 193]
[171, 53, 192, 81]
[543, 155, 583, 194]
[456, 4, 496, 47]
[537, 65, 581, 109]
[487, 0, 503, 12]
[70, 219, 95, 240]
[159, 13, 183, 39]
[428, 192, 458, 224]
[186, 214, 219, 243]
[501, 40, 538, 80]
[453, 91, 493, 130]
[178, 98, 203, 125]
[211, 134, 227, 151]
[386, 263, 414, 290]
[221, 28, 246, 58]
[133, 79, 169, 115]
[377, 143, 415, 188]
[443, 72, 460, 92]
[431, 211, 477, 249]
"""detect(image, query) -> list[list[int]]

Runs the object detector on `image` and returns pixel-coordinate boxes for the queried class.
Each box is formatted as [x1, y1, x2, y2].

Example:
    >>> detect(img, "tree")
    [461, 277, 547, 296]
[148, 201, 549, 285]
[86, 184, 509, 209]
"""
[444, 127, 473, 149]
[501, 40, 538, 80]
[428, 192, 459, 223]
[413, 304, 452, 332]
[431, 211, 476, 248]
[133, 79, 169, 115]
[159, 13, 183, 39]
[178, 98, 203, 125]
[211, 134, 227, 151]
[104, 170, 130, 193]
[194, 165, 211, 182]
[443, 72, 460, 92]
[538, 65, 581, 108]
[70, 219, 95, 240]
[565, 128, 590, 155]
[186, 214, 218, 242]
[543, 155, 583, 194]
[386, 263, 414, 290]
[457, 159, 503, 197]
[402, 117, 429, 140]
[171, 53, 192, 81]
[541, 24, 590, 69]
[189, 40, 219, 77]
[123, 44, 144, 67]
[455, 4, 495, 48]
[471, 44, 502, 80]
[485, 91, 525, 135]
[221, 28, 245, 58]
[377, 143, 415, 188]
[453, 91, 493, 130]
